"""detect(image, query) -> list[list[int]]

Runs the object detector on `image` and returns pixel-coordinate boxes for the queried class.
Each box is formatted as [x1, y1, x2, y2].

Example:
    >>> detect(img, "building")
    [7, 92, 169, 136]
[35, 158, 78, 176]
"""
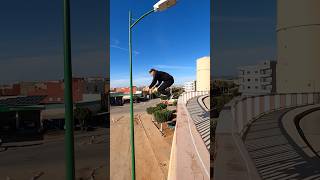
[0, 96, 46, 142]
[24, 78, 84, 104]
[114, 86, 137, 94]
[84, 77, 105, 94]
[196, 56, 210, 91]
[184, 81, 196, 92]
[0, 83, 20, 96]
[276, 0, 320, 93]
[238, 61, 277, 96]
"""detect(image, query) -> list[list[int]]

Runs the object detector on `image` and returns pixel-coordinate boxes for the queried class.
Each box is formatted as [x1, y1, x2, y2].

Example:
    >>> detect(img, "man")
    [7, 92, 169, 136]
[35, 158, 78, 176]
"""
[147, 68, 174, 99]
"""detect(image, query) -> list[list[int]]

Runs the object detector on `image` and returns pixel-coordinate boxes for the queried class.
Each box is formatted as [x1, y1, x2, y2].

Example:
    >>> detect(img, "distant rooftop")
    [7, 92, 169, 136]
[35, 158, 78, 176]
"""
[0, 95, 46, 106]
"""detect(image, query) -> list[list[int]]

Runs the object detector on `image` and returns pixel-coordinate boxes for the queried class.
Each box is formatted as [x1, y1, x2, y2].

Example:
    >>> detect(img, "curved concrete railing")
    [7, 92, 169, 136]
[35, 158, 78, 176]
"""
[233, 93, 320, 136]
[168, 91, 209, 180]
[178, 91, 209, 104]
[214, 92, 320, 180]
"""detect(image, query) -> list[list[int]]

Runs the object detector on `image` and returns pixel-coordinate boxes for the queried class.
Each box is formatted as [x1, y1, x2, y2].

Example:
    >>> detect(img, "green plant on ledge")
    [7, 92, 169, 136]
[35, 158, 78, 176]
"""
[153, 109, 173, 132]
[156, 103, 167, 109]
[146, 103, 167, 114]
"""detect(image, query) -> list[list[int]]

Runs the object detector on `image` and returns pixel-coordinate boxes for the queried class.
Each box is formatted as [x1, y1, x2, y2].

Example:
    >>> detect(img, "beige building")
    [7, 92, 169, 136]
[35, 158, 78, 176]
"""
[276, 0, 320, 93]
[196, 56, 210, 91]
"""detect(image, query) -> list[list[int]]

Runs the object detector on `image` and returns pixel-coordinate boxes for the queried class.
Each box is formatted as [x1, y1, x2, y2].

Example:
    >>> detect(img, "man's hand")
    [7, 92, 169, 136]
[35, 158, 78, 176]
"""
[143, 86, 150, 91]
[152, 87, 158, 93]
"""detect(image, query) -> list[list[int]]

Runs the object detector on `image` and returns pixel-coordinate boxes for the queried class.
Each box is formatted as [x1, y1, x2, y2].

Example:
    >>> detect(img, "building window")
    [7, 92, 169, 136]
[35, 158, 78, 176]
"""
[247, 86, 251, 89]
[247, 79, 251, 82]
[255, 86, 258, 89]
[255, 78, 258, 82]
[255, 71, 258, 74]
[247, 71, 250, 74]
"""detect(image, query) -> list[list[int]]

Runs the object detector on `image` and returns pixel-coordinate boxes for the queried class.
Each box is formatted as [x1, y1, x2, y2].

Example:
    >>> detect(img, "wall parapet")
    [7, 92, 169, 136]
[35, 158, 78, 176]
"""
[214, 92, 320, 180]
[167, 91, 209, 180]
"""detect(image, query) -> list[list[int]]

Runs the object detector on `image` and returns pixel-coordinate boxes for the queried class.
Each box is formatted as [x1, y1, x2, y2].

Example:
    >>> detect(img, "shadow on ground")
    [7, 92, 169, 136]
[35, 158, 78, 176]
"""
[244, 109, 320, 180]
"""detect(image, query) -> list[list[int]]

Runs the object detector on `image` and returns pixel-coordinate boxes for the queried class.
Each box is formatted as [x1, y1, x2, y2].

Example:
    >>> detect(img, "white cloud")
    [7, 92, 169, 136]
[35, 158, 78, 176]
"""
[110, 44, 140, 55]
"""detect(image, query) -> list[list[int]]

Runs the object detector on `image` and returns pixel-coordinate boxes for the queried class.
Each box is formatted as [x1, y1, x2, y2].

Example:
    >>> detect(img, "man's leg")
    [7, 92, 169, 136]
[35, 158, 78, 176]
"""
[158, 80, 174, 98]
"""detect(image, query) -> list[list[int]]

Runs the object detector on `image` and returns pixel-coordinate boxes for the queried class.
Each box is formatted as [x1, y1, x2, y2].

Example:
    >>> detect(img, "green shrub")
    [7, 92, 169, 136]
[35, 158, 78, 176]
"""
[160, 96, 169, 100]
[172, 100, 177, 106]
[156, 103, 167, 109]
[146, 103, 167, 114]
[146, 106, 160, 114]
[153, 109, 173, 123]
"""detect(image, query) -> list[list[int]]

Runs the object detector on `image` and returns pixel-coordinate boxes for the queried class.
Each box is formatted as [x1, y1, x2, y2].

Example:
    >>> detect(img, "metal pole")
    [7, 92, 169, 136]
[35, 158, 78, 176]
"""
[129, 11, 136, 180]
[63, 0, 75, 179]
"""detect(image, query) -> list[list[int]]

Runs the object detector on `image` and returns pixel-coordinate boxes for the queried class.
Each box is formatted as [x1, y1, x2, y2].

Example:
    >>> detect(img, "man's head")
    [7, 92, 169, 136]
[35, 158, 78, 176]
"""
[149, 68, 157, 77]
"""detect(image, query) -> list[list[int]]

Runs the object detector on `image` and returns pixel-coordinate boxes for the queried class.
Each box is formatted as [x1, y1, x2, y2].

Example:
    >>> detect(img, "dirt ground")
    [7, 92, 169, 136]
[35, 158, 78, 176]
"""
[110, 112, 174, 180]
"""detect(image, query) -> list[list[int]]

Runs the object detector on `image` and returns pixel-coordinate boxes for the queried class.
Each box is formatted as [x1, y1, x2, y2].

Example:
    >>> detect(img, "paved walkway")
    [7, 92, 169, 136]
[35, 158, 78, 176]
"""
[244, 108, 320, 180]
[186, 97, 210, 150]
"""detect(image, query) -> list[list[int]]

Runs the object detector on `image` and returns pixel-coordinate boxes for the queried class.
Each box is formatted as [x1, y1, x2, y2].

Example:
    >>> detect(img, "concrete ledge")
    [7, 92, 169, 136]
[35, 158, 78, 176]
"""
[168, 100, 210, 180]
[214, 107, 261, 180]
[281, 104, 320, 158]
[198, 95, 210, 111]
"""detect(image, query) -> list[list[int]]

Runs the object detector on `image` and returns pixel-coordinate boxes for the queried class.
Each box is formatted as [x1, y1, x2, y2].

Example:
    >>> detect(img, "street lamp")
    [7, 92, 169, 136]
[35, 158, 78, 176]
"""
[128, 0, 177, 179]
[63, 0, 75, 180]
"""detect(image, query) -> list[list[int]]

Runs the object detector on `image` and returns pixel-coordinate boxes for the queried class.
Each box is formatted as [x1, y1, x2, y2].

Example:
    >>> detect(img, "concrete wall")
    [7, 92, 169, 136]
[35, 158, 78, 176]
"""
[277, 0, 320, 93]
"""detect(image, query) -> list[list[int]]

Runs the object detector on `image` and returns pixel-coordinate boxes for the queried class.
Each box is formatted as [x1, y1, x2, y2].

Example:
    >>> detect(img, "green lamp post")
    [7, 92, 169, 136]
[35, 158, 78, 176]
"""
[63, 0, 75, 179]
[128, 0, 177, 179]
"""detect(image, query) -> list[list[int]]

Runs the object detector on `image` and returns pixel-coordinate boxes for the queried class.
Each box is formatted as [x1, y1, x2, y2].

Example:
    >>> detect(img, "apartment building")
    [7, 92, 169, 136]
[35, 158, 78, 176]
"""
[184, 81, 196, 92]
[238, 61, 277, 96]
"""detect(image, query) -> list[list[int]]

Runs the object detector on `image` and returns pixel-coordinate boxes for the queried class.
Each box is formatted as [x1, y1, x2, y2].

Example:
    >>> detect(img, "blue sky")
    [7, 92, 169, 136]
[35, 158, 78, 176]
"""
[213, 0, 277, 77]
[0, 0, 107, 84]
[110, 0, 210, 87]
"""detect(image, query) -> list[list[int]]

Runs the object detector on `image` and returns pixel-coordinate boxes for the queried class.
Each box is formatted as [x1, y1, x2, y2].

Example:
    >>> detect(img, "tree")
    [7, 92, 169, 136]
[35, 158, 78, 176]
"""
[153, 109, 173, 132]
[74, 107, 92, 131]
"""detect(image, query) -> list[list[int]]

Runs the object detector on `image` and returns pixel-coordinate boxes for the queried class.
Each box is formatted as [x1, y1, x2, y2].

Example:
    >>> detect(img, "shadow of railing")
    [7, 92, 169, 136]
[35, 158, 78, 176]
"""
[244, 109, 320, 180]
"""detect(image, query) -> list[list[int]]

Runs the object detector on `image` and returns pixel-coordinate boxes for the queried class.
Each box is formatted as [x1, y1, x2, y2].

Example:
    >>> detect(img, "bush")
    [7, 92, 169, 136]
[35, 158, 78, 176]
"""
[156, 103, 167, 109]
[146, 103, 167, 114]
[146, 106, 160, 114]
[153, 110, 173, 123]
[172, 100, 177, 106]
[160, 96, 169, 100]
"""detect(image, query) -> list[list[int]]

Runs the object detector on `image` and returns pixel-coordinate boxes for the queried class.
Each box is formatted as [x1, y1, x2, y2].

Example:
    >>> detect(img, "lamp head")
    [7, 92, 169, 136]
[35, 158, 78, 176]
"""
[153, 0, 177, 12]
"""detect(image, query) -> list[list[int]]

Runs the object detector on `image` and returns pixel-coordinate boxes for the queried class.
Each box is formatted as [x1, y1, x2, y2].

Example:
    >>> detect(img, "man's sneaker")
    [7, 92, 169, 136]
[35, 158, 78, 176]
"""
[166, 93, 173, 100]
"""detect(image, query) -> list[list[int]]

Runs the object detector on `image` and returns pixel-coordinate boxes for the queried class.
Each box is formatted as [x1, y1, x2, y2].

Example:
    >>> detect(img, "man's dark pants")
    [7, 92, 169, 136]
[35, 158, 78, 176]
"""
[158, 79, 174, 98]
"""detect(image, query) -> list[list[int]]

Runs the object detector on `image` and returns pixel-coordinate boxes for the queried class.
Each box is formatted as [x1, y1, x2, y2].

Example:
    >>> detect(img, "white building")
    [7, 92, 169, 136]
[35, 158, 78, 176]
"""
[184, 81, 196, 92]
[238, 61, 277, 96]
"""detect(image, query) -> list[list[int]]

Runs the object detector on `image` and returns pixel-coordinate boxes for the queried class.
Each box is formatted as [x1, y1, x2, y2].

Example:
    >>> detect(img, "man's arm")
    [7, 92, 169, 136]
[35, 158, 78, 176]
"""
[149, 77, 158, 89]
